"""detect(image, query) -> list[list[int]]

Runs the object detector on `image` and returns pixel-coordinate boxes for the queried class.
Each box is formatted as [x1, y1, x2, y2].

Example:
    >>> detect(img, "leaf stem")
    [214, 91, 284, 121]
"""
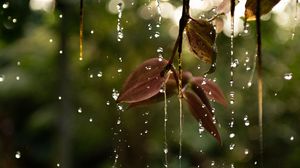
[255, 0, 263, 167]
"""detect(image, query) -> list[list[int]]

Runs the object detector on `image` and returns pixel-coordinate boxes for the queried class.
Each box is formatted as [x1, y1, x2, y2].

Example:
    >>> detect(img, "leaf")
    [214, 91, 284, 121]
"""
[184, 91, 221, 144]
[213, 17, 224, 34]
[185, 18, 217, 73]
[245, 0, 280, 21]
[128, 71, 193, 108]
[117, 58, 169, 103]
[190, 81, 213, 115]
[191, 77, 227, 107]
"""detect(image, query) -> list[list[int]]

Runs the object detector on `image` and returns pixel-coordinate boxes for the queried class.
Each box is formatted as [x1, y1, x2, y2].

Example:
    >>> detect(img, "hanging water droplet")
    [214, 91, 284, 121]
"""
[283, 73, 293, 80]
[229, 143, 235, 150]
[77, 107, 82, 113]
[2, 2, 9, 9]
[15, 151, 21, 159]
[0, 75, 5, 82]
[290, 136, 294, 141]
[112, 89, 119, 100]
[229, 133, 235, 138]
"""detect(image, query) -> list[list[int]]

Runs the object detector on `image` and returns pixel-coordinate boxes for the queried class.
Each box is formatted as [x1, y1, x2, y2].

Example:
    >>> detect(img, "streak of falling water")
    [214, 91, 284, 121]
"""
[292, 0, 299, 40]
[163, 84, 168, 167]
[116, 2, 123, 42]
[179, 97, 183, 168]
[155, 0, 162, 26]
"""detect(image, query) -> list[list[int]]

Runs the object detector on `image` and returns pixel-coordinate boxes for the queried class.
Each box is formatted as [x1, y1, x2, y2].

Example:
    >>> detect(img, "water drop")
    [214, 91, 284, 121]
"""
[247, 81, 252, 87]
[56, 163, 60, 167]
[16, 76, 20, 80]
[2, 2, 9, 9]
[283, 73, 293, 80]
[244, 148, 249, 155]
[90, 30, 94, 34]
[112, 89, 119, 100]
[89, 118, 93, 122]
[59, 14, 63, 18]
[106, 101, 110, 106]
[0, 75, 5, 82]
[117, 120, 121, 125]
[49, 38, 53, 43]
[229, 133, 235, 138]
[89, 74, 94, 78]
[116, 2, 124, 42]
[77, 107, 82, 113]
[229, 143, 235, 150]
[154, 31, 160, 38]
[157, 47, 163, 53]
[97, 71, 103, 77]
[211, 161, 215, 166]
[117, 69, 122, 73]
[163, 148, 168, 154]
[15, 151, 21, 159]
[58, 96, 62, 100]
[290, 136, 294, 141]
[12, 18, 17, 23]
[59, 50, 63, 54]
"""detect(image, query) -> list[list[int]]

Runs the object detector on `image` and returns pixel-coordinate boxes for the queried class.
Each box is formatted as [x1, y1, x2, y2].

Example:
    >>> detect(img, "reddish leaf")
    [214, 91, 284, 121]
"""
[245, 0, 280, 21]
[128, 71, 193, 108]
[192, 77, 227, 107]
[190, 81, 213, 116]
[213, 17, 224, 34]
[185, 18, 217, 73]
[117, 58, 169, 103]
[184, 91, 221, 144]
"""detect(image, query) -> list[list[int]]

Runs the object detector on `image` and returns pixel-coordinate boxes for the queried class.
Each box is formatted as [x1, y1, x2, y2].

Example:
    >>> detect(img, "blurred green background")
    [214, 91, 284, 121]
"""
[1, 0, 300, 167]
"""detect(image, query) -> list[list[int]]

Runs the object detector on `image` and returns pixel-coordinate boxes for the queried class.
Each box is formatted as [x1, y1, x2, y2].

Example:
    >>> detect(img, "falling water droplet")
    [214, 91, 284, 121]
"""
[2, 2, 9, 9]
[112, 89, 119, 100]
[290, 136, 294, 141]
[59, 50, 63, 54]
[59, 14, 63, 18]
[97, 71, 103, 78]
[244, 115, 250, 126]
[229, 143, 235, 150]
[15, 151, 21, 159]
[229, 133, 235, 138]
[0, 75, 5, 82]
[106, 101, 110, 106]
[56, 163, 60, 167]
[244, 148, 249, 155]
[89, 118, 93, 122]
[117, 69, 122, 73]
[117, 120, 121, 125]
[211, 161, 215, 166]
[283, 73, 293, 80]
[77, 107, 82, 113]
[58, 96, 62, 100]
[49, 38, 53, 43]
[90, 30, 94, 34]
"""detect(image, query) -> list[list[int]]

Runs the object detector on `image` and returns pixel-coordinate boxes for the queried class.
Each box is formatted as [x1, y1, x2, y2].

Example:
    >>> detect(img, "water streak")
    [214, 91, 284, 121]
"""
[163, 83, 168, 167]
[79, 0, 84, 60]
[117, 2, 124, 42]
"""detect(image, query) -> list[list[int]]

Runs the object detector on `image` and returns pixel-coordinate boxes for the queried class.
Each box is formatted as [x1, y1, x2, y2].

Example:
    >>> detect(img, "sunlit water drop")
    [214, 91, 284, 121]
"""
[290, 136, 294, 141]
[229, 133, 235, 138]
[56, 163, 60, 167]
[244, 148, 249, 155]
[15, 151, 21, 159]
[97, 71, 103, 78]
[283, 73, 293, 80]
[244, 115, 250, 126]
[89, 118, 93, 122]
[58, 96, 62, 100]
[229, 143, 235, 150]
[77, 107, 82, 113]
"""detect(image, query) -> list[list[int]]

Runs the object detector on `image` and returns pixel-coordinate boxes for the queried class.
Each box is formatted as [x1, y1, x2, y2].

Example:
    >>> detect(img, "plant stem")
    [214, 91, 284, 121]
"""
[79, 0, 84, 61]
[255, 0, 263, 167]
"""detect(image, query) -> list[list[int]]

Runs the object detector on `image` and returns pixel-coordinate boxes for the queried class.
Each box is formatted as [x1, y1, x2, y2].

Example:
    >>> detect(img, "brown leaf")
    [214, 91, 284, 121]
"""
[117, 58, 169, 103]
[184, 91, 221, 144]
[185, 18, 217, 73]
[214, 17, 224, 34]
[190, 81, 213, 116]
[245, 0, 280, 21]
[192, 77, 227, 107]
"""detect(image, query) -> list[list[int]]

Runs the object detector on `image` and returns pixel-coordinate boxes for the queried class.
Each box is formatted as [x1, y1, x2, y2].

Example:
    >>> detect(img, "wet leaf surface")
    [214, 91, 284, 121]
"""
[184, 91, 221, 144]
[245, 0, 280, 21]
[117, 58, 169, 103]
[185, 19, 217, 73]
[192, 77, 227, 107]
